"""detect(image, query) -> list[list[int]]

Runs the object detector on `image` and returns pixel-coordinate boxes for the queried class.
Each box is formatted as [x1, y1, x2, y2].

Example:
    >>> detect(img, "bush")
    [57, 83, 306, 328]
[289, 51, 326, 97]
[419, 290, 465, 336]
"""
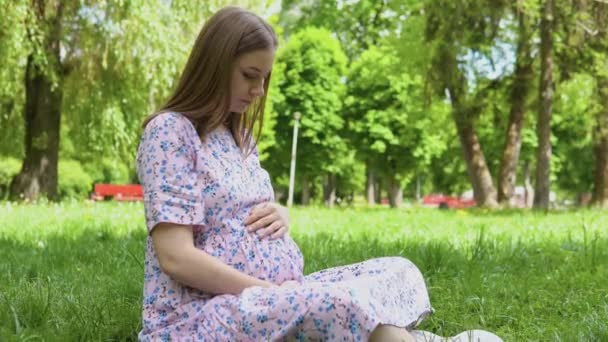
[0, 156, 21, 199]
[83, 158, 131, 184]
[58, 159, 93, 200]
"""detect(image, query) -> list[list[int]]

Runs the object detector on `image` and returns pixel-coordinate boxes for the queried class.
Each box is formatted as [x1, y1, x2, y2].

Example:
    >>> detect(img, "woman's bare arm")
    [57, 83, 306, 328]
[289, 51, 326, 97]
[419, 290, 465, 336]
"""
[151, 223, 273, 295]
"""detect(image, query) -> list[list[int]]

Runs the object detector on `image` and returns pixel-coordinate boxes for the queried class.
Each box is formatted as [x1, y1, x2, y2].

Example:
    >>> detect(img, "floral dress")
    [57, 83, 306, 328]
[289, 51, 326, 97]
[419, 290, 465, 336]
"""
[136, 112, 432, 341]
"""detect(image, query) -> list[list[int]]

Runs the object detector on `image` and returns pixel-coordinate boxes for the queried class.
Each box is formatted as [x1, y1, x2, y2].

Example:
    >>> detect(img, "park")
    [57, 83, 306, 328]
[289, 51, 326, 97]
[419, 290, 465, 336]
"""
[1, 1, 607, 341]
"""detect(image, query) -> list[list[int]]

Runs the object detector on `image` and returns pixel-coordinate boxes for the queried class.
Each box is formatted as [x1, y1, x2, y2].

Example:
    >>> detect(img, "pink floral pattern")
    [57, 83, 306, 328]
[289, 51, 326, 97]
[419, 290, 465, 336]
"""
[136, 112, 432, 341]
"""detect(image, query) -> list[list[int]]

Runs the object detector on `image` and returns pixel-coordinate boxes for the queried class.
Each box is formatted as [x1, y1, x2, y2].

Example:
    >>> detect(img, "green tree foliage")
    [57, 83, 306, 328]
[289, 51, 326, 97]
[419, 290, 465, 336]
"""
[280, 0, 401, 60]
[424, 0, 510, 207]
[61, 1, 226, 161]
[266, 27, 349, 204]
[0, 1, 27, 157]
[552, 74, 596, 196]
[0, 157, 21, 199]
[345, 45, 449, 205]
[0, 0, 274, 200]
[256, 14, 285, 163]
[1, 0, 606, 205]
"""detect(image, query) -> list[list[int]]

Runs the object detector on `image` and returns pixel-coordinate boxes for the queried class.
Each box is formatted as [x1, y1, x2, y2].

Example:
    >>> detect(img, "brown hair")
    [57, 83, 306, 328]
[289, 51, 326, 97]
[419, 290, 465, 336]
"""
[143, 6, 278, 156]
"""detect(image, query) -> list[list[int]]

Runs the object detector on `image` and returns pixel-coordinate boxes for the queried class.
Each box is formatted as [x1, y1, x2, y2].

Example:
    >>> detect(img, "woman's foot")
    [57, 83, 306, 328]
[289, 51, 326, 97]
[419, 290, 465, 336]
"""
[411, 329, 503, 342]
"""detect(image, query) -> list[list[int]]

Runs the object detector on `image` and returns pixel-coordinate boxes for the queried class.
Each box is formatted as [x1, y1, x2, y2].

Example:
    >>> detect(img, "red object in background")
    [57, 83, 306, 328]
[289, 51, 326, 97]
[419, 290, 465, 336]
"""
[91, 184, 143, 201]
[421, 194, 476, 209]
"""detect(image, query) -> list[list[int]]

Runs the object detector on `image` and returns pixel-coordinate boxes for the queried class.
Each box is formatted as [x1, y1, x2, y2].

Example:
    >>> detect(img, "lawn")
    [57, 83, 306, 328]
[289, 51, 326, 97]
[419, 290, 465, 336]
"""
[0, 202, 606, 341]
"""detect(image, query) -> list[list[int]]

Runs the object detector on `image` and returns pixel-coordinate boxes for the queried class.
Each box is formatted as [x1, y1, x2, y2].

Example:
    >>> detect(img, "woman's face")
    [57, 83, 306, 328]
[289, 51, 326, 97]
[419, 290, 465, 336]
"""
[229, 49, 275, 113]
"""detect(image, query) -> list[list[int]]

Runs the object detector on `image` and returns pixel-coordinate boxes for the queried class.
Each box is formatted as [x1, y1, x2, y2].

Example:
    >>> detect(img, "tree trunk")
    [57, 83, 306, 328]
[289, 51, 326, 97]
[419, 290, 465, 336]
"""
[592, 99, 608, 208]
[523, 160, 534, 208]
[454, 117, 498, 207]
[438, 43, 497, 208]
[534, 0, 555, 210]
[301, 175, 311, 205]
[10, 2, 64, 201]
[366, 162, 375, 205]
[498, 10, 533, 206]
[387, 173, 402, 208]
[323, 173, 336, 208]
[375, 179, 382, 204]
[415, 174, 421, 202]
[591, 1, 608, 208]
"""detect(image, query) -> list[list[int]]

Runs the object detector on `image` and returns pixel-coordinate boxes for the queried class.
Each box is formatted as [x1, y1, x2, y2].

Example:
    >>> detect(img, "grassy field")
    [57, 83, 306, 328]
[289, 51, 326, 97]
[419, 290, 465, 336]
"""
[0, 202, 606, 341]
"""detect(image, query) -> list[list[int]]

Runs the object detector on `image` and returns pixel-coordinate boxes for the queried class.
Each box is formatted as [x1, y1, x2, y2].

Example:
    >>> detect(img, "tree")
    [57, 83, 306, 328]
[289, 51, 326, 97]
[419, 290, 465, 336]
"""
[591, 1, 608, 207]
[280, 0, 399, 60]
[279, 0, 395, 205]
[0, 1, 27, 158]
[2, 0, 271, 201]
[551, 0, 608, 207]
[425, 0, 509, 207]
[267, 27, 349, 206]
[497, 4, 534, 206]
[8, 1, 67, 201]
[552, 74, 595, 199]
[345, 45, 447, 207]
[534, 0, 555, 209]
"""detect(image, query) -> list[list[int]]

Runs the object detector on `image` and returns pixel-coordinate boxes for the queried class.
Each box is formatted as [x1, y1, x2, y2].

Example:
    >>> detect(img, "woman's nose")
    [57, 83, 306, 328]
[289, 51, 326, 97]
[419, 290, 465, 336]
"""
[250, 80, 265, 97]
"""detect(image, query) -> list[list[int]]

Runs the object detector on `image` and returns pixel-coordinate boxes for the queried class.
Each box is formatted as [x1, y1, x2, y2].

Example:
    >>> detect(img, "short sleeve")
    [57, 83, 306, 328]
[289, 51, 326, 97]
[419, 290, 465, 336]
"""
[136, 112, 205, 233]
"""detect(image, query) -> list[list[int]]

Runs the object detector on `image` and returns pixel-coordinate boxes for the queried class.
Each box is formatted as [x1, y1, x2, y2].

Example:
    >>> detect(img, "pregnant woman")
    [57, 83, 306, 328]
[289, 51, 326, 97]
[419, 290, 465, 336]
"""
[135, 6, 501, 342]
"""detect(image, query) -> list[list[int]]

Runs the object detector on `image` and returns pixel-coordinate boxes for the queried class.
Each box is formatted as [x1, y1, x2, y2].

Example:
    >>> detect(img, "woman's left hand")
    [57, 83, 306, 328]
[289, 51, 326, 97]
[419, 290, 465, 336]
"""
[245, 202, 289, 239]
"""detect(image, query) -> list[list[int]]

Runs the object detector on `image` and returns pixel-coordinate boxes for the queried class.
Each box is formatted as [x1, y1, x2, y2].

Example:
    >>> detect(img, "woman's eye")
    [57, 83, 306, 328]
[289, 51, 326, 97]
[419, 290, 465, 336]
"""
[243, 72, 256, 80]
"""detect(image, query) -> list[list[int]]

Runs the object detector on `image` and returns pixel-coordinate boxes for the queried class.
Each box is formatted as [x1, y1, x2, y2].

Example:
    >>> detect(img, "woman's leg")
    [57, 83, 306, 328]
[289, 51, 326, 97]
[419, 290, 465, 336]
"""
[369, 324, 416, 342]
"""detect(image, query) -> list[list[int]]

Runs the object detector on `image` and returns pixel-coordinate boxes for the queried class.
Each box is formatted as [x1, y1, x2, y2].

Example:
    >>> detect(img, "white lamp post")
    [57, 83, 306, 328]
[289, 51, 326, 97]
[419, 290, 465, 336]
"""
[287, 111, 301, 207]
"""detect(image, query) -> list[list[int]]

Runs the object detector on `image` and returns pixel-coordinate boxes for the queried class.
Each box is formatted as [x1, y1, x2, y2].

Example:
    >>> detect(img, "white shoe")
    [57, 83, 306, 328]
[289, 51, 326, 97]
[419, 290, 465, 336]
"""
[411, 329, 503, 342]
[411, 330, 446, 341]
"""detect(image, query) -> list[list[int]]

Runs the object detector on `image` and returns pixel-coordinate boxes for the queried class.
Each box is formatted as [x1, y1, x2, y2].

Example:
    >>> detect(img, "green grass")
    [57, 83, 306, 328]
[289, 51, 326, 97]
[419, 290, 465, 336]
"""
[0, 202, 607, 341]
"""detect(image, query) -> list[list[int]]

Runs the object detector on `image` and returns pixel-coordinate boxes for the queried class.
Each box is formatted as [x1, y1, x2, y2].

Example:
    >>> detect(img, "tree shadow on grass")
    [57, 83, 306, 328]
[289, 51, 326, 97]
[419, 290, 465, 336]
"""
[1, 229, 606, 341]
[0, 229, 147, 341]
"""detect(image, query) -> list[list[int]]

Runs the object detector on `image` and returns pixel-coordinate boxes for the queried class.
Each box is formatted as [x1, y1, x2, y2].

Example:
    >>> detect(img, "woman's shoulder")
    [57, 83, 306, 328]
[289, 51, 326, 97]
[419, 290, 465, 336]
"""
[144, 111, 201, 143]
[146, 111, 194, 131]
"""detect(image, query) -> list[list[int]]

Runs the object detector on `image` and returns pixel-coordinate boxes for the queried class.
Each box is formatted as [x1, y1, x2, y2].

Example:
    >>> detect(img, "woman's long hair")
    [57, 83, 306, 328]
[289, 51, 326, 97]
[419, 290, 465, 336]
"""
[143, 7, 278, 156]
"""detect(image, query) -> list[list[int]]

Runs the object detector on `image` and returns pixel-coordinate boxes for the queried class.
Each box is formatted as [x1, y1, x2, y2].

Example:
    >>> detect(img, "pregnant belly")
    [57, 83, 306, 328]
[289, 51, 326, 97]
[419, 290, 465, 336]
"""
[199, 229, 305, 284]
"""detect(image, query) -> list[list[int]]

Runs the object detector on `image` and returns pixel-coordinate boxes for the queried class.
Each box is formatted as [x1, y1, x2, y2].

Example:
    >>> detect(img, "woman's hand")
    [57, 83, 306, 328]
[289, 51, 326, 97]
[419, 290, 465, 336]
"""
[244, 202, 289, 239]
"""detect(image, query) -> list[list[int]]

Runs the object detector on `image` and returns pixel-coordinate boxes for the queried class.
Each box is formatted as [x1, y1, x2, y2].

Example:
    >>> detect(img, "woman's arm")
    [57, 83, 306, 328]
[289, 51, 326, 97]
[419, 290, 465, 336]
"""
[151, 223, 274, 295]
